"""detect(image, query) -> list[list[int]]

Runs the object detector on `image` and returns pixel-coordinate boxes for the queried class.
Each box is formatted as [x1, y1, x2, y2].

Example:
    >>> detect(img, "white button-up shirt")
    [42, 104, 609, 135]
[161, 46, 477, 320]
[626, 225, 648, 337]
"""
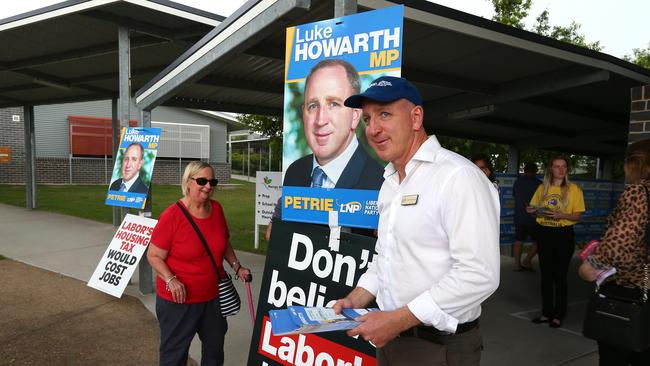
[357, 136, 500, 333]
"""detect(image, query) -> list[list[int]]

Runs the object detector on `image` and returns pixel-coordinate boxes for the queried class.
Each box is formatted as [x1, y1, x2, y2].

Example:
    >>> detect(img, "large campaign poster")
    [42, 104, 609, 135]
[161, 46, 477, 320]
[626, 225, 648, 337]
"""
[281, 6, 403, 229]
[105, 127, 161, 210]
[247, 220, 378, 366]
[87, 214, 157, 297]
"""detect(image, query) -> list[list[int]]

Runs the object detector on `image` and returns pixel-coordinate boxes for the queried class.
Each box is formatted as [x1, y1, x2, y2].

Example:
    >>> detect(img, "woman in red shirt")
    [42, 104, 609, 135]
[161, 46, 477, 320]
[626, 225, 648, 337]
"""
[147, 161, 251, 366]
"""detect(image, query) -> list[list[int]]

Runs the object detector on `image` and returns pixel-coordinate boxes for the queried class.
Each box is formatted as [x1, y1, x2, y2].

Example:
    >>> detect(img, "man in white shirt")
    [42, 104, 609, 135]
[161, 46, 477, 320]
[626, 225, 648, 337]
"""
[334, 76, 501, 366]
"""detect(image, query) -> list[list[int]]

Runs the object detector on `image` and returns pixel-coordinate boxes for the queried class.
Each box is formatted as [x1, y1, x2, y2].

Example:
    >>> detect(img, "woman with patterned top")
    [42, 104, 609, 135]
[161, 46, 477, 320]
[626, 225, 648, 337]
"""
[579, 140, 650, 365]
[526, 156, 585, 329]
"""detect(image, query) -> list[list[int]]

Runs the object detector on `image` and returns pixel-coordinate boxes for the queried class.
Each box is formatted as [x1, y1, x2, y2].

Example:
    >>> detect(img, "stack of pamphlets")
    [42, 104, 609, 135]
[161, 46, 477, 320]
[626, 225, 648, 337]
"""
[270, 306, 379, 336]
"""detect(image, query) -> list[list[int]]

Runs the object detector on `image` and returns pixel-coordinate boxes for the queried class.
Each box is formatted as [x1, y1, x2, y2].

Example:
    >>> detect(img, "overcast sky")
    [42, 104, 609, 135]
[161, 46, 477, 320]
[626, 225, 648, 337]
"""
[2, 0, 648, 59]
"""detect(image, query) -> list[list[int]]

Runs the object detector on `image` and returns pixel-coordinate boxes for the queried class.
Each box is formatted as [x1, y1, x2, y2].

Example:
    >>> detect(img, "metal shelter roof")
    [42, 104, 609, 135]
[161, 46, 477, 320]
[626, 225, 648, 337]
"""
[2, 0, 650, 158]
[0, 0, 223, 109]
[135, 0, 650, 157]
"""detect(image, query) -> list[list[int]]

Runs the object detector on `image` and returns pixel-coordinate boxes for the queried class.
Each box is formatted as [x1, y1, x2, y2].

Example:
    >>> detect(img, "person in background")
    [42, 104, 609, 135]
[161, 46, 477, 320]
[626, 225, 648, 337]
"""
[334, 76, 500, 366]
[579, 139, 650, 365]
[472, 154, 499, 191]
[513, 162, 541, 271]
[109, 142, 148, 193]
[527, 156, 584, 329]
[147, 161, 251, 366]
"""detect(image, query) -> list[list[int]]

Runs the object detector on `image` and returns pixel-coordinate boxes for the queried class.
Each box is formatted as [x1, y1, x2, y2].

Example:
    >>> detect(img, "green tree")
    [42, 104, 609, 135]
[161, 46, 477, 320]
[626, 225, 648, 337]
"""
[490, 1, 601, 51]
[235, 114, 284, 171]
[437, 136, 510, 171]
[491, 0, 531, 29]
[624, 43, 650, 69]
[236, 114, 282, 140]
[533, 10, 601, 51]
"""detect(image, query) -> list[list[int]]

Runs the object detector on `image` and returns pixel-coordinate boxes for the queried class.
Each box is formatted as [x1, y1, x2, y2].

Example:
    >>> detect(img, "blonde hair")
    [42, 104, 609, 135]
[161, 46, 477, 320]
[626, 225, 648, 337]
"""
[541, 156, 571, 209]
[181, 161, 214, 196]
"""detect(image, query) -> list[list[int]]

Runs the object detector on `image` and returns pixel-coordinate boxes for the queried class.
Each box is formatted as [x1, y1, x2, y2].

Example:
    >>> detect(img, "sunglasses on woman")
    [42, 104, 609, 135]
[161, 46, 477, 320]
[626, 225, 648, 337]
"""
[191, 177, 218, 187]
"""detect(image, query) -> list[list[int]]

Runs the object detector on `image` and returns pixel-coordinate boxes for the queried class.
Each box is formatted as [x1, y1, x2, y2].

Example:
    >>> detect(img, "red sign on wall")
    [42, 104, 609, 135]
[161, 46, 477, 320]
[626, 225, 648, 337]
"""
[68, 116, 137, 156]
[0, 146, 11, 163]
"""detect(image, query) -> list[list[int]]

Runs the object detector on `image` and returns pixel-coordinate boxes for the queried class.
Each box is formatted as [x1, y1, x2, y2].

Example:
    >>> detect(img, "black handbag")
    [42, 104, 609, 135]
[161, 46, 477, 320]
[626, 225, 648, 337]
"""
[176, 201, 241, 317]
[582, 186, 650, 352]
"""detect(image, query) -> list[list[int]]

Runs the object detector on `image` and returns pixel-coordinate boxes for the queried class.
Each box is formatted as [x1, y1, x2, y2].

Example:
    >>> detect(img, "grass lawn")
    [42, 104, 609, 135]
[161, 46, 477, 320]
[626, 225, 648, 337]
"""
[0, 180, 269, 254]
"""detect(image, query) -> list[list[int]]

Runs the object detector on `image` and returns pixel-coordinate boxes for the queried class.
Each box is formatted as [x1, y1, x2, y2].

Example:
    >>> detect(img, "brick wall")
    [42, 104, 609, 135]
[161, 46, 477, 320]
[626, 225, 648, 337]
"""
[151, 160, 231, 185]
[0, 107, 25, 183]
[31, 157, 231, 185]
[628, 85, 650, 143]
[1, 106, 233, 186]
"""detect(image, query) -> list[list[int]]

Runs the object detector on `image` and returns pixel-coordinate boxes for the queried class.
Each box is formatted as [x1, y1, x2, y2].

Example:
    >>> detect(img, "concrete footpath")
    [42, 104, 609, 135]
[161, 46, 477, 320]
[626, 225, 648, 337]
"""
[0, 203, 600, 365]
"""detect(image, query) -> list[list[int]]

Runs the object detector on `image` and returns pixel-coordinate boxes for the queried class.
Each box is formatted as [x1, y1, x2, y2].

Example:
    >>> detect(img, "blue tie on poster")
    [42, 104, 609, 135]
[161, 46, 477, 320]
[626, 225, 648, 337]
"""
[311, 167, 326, 188]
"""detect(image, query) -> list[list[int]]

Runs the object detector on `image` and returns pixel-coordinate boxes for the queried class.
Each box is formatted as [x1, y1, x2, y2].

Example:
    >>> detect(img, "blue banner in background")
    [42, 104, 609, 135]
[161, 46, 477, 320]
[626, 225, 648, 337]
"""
[282, 186, 379, 229]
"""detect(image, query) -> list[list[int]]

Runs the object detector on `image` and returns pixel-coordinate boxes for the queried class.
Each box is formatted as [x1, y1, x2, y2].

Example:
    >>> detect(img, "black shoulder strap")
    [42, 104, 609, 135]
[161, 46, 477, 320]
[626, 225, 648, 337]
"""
[175, 201, 221, 280]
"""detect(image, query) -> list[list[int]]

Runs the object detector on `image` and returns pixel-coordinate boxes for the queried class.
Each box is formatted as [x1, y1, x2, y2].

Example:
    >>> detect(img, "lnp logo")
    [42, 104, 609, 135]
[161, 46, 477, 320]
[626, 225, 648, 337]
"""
[340, 201, 362, 213]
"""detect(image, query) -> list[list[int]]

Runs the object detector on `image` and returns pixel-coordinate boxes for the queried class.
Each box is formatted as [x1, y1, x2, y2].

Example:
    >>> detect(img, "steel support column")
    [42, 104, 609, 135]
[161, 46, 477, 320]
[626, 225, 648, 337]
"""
[138, 108, 154, 295]
[23, 105, 37, 209]
[335, 0, 357, 16]
[111, 98, 120, 227]
[507, 145, 519, 174]
[118, 25, 131, 224]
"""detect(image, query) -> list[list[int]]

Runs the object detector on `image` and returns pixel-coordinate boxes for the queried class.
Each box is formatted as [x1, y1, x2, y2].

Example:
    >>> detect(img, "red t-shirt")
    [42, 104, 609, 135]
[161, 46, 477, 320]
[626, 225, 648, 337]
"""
[151, 200, 229, 303]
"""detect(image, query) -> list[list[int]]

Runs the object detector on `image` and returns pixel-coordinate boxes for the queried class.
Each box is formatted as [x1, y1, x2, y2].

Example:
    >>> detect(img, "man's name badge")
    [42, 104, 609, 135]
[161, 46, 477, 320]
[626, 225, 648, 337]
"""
[401, 194, 419, 206]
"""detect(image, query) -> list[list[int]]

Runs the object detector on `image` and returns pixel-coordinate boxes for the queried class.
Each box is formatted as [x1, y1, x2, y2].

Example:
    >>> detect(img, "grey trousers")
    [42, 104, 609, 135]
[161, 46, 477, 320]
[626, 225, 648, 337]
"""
[377, 326, 483, 366]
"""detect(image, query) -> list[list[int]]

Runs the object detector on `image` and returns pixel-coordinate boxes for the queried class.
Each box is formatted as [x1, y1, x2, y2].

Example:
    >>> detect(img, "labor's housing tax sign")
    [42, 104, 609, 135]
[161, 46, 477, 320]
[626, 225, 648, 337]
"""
[281, 6, 403, 229]
[105, 127, 161, 209]
[87, 214, 157, 297]
[247, 221, 378, 365]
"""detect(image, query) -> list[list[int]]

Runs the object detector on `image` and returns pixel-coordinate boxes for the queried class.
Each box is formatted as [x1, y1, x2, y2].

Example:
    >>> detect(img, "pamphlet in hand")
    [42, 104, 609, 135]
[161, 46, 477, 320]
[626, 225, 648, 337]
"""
[596, 266, 617, 286]
[270, 306, 379, 336]
[579, 240, 600, 261]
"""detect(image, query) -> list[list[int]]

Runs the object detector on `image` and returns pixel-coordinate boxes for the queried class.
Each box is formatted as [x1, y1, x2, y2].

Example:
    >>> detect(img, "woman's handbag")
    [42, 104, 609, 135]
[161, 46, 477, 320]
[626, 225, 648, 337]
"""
[176, 202, 241, 317]
[582, 186, 650, 352]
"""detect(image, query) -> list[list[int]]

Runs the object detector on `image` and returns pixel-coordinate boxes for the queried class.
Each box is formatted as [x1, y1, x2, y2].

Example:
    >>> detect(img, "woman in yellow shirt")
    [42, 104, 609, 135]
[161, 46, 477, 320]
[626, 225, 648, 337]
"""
[527, 156, 585, 328]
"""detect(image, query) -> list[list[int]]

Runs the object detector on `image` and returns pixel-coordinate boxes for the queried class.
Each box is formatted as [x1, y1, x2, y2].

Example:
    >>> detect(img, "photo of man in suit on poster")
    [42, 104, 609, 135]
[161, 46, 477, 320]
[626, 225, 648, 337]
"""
[109, 142, 149, 194]
[283, 59, 384, 191]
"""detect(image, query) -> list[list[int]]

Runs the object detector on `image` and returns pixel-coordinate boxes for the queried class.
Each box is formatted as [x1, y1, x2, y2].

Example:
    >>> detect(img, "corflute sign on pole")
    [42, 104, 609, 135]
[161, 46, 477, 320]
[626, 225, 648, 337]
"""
[105, 127, 161, 210]
[87, 214, 157, 297]
[281, 6, 403, 229]
[247, 220, 378, 365]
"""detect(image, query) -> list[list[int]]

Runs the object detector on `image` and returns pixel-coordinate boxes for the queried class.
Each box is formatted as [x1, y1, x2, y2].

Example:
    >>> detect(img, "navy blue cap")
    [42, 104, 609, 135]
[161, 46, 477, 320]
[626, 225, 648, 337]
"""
[344, 76, 422, 108]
